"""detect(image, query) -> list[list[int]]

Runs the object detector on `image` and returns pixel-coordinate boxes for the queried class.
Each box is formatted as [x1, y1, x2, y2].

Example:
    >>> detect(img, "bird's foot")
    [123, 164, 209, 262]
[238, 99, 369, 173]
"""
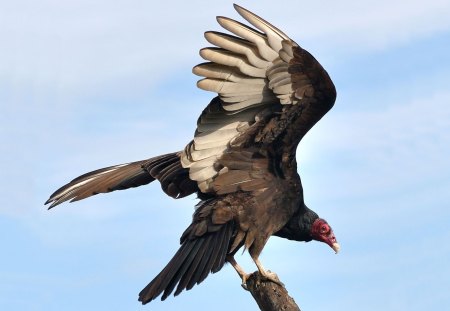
[259, 269, 284, 287]
[253, 257, 285, 287]
[227, 255, 251, 291]
[240, 273, 252, 290]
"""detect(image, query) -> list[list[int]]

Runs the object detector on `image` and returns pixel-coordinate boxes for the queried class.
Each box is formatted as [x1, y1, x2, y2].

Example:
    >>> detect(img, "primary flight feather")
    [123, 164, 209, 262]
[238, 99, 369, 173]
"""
[46, 4, 339, 304]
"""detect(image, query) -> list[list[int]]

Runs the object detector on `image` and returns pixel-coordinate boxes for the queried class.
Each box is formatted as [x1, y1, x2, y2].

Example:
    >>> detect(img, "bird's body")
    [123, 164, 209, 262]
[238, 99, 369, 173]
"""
[46, 5, 339, 304]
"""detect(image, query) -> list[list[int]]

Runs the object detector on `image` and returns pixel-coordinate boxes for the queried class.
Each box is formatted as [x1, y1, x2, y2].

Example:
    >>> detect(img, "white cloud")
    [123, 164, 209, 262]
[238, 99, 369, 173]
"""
[299, 90, 450, 201]
[285, 0, 450, 49]
[1, 0, 449, 92]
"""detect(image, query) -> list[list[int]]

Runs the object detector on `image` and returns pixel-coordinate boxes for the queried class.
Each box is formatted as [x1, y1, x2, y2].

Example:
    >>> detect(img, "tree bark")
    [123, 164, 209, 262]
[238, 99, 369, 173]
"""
[246, 272, 301, 311]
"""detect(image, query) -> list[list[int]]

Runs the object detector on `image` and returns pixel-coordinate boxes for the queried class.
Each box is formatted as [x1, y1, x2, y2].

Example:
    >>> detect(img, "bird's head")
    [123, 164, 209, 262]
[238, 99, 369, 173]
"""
[310, 218, 340, 253]
[274, 206, 340, 254]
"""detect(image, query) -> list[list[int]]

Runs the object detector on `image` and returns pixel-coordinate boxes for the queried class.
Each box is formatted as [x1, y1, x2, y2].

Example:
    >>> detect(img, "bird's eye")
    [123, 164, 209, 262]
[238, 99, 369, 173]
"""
[320, 225, 329, 233]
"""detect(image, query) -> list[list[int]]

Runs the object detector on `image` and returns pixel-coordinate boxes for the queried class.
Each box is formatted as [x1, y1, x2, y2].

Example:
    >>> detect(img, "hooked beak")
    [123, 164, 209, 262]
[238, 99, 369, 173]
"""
[325, 231, 340, 254]
[331, 242, 340, 254]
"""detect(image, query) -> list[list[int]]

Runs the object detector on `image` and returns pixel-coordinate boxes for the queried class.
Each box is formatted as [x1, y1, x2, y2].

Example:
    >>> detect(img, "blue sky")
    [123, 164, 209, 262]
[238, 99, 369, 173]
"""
[1, 0, 450, 310]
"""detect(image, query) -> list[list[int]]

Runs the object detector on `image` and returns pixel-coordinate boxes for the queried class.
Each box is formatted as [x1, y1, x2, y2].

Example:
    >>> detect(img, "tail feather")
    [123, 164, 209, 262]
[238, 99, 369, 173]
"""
[211, 223, 231, 273]
[187, 234, 216, 289]
[138, 222, 233, 304]
[184, 236, 212, 290]
[164, 240, 203, 299]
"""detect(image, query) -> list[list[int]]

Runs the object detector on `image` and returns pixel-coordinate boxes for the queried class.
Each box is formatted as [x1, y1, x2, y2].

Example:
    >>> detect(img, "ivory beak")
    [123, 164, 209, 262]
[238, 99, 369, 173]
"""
[332, 242, 340, 254]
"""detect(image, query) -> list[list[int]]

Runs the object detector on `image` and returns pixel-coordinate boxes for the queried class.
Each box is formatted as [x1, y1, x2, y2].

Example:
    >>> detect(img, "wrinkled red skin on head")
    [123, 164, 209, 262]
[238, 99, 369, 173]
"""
[311, 218, 338, 249]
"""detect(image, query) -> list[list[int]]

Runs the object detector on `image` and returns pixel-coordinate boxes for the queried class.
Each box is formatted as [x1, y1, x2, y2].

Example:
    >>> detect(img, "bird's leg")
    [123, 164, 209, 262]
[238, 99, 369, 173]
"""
[253, 257, 284, 287]
[226, 255, 251, 290]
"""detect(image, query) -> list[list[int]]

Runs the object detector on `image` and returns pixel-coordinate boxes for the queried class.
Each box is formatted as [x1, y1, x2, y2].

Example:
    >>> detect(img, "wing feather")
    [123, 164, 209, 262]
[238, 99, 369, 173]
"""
[204, 32, 269, 69]
[200, 48, 266, 78]
[181, 5, 335, 194]
[233, 4, 289, 53]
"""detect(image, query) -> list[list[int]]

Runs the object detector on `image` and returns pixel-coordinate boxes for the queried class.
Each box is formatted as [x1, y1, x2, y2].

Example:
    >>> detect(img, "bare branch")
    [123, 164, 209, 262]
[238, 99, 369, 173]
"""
[246, 272, 301, 311]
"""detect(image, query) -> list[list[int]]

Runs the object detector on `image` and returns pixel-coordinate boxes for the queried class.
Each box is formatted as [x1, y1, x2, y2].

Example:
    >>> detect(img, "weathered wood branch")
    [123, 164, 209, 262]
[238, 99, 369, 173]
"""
[246, 272, 301, 311]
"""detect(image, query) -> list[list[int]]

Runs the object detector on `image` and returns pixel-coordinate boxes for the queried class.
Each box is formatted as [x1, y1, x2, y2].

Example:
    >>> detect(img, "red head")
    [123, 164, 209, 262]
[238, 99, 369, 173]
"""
[311, 218, 340, 253]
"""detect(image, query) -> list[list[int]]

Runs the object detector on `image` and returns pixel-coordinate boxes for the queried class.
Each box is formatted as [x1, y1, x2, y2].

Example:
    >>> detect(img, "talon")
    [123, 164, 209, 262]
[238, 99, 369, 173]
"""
[241, 282, 249, 290]
[253, 258, 285, 287]
[240, 273, 251, 290]
[227, 256, 251, 291]
[259, 270, 284, 287]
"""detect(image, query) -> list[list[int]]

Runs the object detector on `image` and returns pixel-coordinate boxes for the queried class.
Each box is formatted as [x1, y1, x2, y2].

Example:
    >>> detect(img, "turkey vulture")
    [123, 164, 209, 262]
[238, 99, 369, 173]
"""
[45, 4, 339, 304]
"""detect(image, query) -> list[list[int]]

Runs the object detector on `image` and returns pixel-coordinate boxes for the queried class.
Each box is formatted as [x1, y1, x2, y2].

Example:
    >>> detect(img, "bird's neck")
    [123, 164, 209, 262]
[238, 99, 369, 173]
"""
[273, 204, 318, 242]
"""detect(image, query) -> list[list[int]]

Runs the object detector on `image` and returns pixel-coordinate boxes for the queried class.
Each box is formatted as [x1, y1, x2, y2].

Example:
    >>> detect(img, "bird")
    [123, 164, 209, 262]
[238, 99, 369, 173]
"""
[45, 4, 339, 304]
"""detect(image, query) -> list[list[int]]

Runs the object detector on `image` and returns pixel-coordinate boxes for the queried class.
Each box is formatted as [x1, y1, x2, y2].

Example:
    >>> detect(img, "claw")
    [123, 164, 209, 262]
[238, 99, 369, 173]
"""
[253, 258, 285, 287]
[259, 270, 284, 287]
[227, 255, 251, 290]
[240, 273, 251, 290]
[227, 255, 285, 289]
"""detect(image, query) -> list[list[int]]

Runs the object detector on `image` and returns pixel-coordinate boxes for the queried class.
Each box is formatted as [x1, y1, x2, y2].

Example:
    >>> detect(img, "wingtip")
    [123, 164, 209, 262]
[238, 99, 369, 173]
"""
[233, 3, 244, 12]
[45, 196, 65, 209]
[215, 15, 226, 25]
[233, 3, 253, 20]
[45, 200, 57, 209]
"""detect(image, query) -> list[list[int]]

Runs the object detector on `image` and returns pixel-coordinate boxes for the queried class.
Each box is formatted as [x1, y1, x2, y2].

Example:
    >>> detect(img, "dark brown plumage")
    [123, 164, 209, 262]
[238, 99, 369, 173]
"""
[45, 4, 340, 305]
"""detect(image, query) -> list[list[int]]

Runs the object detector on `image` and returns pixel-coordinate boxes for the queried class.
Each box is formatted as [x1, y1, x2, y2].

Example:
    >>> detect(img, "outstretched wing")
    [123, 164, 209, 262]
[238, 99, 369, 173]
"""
[45, 152, 198, 208]
[181, 4, 336, 193]
[45, 5, 336, 207]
